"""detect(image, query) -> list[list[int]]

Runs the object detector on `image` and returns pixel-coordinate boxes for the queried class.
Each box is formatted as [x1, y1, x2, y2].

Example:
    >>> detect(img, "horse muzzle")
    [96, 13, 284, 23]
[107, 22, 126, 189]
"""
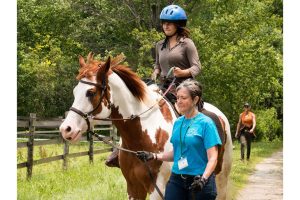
[59, 124, 83, 143]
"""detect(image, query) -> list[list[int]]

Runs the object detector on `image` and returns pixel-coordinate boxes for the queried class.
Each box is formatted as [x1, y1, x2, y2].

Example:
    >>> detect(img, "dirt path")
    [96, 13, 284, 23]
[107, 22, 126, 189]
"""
[236, 150, 283, 200]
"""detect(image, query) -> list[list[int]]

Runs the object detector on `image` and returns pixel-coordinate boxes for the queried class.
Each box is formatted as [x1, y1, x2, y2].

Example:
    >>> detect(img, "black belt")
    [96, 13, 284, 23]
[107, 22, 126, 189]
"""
[172, 172, 200, 180]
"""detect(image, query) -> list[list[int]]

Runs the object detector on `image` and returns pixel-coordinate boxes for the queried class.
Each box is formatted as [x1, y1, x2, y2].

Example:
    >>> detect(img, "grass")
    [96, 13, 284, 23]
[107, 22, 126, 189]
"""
[17, 141, 127, 200]
[17, 139, 282, 200]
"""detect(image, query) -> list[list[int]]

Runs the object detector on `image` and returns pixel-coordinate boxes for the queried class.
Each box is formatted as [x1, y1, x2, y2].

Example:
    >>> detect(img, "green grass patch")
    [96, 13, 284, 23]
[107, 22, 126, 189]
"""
[17, 142, 127, 200]
[17, 140, 282, 200]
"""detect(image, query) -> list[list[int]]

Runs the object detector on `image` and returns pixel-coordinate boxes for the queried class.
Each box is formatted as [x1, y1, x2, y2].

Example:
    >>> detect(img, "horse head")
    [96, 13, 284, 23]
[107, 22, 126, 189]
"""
[60, 52, 113, 142]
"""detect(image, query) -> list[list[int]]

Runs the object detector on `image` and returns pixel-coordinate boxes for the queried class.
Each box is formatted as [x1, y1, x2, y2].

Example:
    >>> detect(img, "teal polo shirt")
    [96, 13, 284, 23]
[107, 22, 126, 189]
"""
[170, 113, 222, 175]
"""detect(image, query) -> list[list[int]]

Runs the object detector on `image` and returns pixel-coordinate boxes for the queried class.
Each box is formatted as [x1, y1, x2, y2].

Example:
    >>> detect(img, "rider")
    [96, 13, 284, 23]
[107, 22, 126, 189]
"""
[105, 4, 202, 167]
[152, 4, 201, 104]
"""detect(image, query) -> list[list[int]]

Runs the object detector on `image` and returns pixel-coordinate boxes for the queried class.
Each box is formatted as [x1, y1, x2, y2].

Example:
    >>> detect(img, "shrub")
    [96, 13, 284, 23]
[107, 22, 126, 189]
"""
[255, 107, 282, 141]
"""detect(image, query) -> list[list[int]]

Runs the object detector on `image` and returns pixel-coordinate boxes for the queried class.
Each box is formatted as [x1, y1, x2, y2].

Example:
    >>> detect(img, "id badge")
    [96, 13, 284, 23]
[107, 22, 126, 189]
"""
[178, 157, 188, 170]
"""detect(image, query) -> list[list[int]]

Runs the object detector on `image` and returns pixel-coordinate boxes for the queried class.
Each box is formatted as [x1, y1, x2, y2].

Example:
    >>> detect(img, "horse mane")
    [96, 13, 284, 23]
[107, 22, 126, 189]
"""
[111, 65, 146, 102]
[76, 60, 104, 80]
[76, 54, 146, 102]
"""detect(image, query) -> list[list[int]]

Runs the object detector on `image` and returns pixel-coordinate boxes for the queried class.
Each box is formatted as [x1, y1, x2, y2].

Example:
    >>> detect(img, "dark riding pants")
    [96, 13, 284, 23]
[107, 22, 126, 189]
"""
[165, 173, 217, 200]
[240, 131, 252, 160]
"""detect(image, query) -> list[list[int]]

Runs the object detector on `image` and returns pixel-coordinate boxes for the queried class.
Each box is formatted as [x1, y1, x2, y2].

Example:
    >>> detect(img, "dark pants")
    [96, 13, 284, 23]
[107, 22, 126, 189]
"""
[165, 173, 217, 200]
[240, 130, 252, 160]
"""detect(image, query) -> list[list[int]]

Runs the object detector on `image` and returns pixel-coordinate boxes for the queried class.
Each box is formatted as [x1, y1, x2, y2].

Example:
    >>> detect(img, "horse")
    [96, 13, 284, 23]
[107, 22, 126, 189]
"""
[59, 52, 232, 200]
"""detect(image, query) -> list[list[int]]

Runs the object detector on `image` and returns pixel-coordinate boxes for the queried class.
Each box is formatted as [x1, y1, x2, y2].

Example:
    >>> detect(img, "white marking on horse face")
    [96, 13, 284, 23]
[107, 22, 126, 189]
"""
[60, 77, 111, 143]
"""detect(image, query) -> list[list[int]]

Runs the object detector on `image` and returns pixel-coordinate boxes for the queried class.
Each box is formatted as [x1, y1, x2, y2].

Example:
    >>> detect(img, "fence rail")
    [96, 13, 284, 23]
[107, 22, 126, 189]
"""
[17, 113, 117, 179]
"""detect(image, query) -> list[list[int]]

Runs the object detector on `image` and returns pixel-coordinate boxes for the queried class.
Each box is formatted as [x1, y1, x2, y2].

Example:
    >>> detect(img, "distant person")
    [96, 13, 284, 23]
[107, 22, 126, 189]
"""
[235, 103, 256, 160]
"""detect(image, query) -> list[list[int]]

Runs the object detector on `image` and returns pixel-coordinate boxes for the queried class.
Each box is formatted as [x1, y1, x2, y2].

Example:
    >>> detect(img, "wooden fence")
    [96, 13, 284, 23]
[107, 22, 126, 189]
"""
[17, 113, 117, 179]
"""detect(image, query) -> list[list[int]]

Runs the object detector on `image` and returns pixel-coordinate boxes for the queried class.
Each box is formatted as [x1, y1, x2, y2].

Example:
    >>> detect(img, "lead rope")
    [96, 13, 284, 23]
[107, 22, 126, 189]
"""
[142, 157, 165, 200]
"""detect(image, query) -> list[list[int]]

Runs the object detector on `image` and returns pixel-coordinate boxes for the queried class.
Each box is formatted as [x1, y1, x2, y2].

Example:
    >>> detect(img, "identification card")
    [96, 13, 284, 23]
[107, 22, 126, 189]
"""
[178, 157, 188, 170]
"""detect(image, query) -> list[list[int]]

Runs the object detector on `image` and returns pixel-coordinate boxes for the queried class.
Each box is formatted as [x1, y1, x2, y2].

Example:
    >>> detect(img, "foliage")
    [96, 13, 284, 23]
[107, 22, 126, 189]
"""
[17, 0, 283, 139]
[131, 28, 164, 78]
[190, 0, 283, 134]
[255, 108, 282, 141]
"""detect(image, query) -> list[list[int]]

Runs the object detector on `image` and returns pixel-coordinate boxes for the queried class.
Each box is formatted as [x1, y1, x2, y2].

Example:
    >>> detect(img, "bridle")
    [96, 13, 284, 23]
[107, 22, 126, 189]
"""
[69, 75, 108, 133]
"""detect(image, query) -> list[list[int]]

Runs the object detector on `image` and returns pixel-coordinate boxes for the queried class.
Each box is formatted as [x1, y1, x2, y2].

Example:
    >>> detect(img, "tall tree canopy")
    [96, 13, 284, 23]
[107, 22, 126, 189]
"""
[17, 0, 282, 140]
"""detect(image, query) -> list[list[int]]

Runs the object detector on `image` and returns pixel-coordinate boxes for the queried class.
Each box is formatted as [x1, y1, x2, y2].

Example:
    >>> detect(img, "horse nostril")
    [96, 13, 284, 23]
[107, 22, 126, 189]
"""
[66, 137, 72, 141]
[66, 126, 71, 132]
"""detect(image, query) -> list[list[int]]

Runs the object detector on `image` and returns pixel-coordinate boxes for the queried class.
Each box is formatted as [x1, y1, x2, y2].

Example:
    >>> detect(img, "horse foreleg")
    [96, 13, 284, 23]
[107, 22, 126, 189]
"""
[127, 182, 147, 200]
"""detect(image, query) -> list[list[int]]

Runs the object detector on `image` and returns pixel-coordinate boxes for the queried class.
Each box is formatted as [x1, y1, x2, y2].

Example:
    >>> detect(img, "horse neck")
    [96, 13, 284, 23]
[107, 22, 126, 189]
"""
[108, 76, 173, 151]
[108, 73, 149, 116]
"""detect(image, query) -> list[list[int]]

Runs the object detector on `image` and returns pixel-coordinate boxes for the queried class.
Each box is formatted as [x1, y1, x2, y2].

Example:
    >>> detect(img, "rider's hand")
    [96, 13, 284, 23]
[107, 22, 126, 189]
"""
[173, 67, 190, 78]
[136, 151, 155, 161]
[151, 70, 159, 81]
[235, 132, 239, 138]
[189, 175, 208, 191]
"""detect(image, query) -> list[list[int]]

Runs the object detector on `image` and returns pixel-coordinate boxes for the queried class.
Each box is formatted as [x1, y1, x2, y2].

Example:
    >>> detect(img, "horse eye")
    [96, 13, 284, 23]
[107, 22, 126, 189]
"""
[86, 90, 96, 98]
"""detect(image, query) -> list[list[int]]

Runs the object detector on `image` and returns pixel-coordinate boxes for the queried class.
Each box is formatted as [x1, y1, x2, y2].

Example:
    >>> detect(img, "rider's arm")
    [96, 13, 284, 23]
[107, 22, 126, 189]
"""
[185, 39, 201, 78]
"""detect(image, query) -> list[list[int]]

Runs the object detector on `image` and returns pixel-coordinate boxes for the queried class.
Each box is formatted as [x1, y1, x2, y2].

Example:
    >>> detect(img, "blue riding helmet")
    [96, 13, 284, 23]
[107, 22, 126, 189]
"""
[160, 5, 187, 26]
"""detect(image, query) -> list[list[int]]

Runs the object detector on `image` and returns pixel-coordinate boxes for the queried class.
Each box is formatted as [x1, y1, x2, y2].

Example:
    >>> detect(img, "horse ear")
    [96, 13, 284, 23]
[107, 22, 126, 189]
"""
[87, 52, 94, 64]
[96, 56, 111, 83]
[104, 56, 111, 73]
[79, 55, 86, 68]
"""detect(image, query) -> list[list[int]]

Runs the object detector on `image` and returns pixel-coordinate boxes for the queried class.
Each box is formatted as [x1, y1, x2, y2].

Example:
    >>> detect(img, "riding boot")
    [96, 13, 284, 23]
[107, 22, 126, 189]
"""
[105, 148, 120, 168]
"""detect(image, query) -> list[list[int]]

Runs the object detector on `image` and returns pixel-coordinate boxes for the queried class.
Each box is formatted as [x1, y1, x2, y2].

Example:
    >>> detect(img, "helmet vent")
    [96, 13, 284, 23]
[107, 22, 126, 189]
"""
[170, 11, 174, 15]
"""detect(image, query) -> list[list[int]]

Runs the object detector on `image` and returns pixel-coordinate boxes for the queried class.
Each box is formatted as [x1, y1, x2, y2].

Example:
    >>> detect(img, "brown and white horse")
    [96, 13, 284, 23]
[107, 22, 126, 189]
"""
[60, 53, 232, 200]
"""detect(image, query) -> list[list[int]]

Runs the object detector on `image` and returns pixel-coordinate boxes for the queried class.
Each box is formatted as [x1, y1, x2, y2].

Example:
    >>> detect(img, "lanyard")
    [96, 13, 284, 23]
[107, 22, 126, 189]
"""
[179, 117, 195, 157]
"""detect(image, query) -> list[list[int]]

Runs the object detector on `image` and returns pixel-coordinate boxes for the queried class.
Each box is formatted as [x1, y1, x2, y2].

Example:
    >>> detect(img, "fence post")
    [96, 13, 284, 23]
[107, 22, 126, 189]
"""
[88, 124, 94, 164]
[27, 113, 36, 180]
[63, 140, 69, 170]
[110, 125, 118, 145]
[62, 111, 69, 170]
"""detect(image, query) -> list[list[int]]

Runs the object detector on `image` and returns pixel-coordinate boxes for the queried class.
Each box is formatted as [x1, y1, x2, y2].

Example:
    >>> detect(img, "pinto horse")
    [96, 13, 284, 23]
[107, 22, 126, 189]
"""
[60, 53, 232, 200]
